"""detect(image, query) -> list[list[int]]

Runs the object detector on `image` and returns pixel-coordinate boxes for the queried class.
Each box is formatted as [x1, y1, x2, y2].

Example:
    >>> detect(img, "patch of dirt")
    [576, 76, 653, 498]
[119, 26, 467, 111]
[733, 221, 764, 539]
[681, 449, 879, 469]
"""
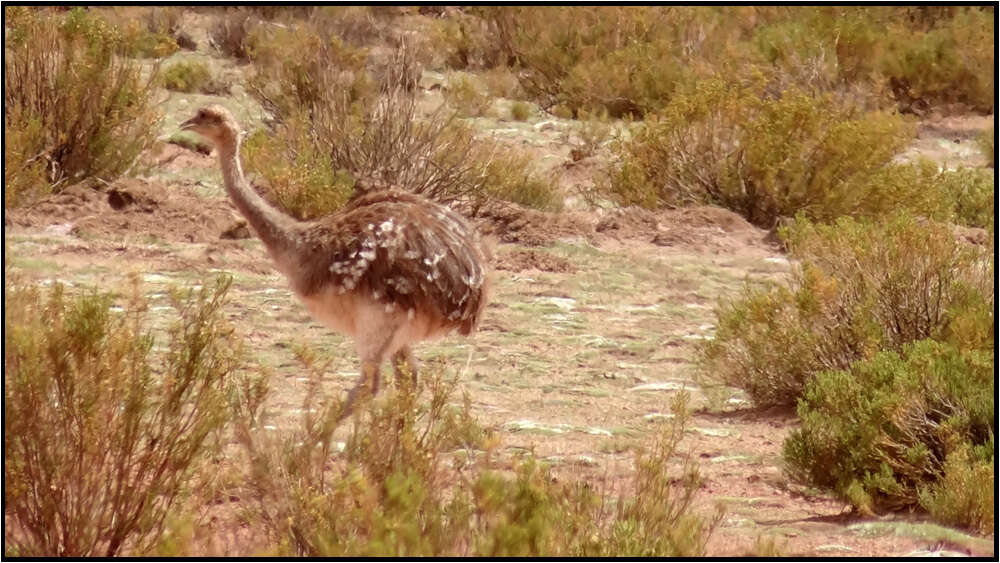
[144, 142, 217, 175]
[596, 205, 774, 253]
[6, 177, 243, 244]
[476, 204, 597, 246]
[479, 202, 775, 256]
[495, 247, 577, 273]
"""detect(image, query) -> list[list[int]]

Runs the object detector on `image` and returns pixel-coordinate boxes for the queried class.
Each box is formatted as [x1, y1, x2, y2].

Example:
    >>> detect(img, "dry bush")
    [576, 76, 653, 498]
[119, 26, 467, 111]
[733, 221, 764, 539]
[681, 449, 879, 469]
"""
[485, 6, 689, 117]
[92, 6, 181, 58]
[700, 213, 993, 407]
[246, 22, 371, 120]
[445, 74, 493, 118]
[3, 7, 161, 208]
[208, 8, 260, 61]
[458, 6, 992, 117]
[879, 7, 994, 113]
[607, 78, 920, 227]
[310, 6, 410, 48]
[245, 20, 560, 216]
[310, 87, 560, 212]
[509, 101, 533, 121]
[4, 276, 241, 556]
[426, 7, 514, 71]
[233, 354, 719, 557]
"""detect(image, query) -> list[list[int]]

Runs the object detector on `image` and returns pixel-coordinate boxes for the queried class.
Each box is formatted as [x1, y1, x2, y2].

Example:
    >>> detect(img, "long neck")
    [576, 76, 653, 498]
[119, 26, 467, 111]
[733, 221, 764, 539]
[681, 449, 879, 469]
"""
[216, 137, 301, 256]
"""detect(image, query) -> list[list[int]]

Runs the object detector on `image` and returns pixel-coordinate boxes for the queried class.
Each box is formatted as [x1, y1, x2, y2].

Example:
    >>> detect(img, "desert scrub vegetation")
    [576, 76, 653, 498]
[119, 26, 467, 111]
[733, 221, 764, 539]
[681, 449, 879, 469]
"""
[242, 20, 560, 217]
[700, 213, 993, 408]
[445, 73, 494, 118]
[434, 6, 994, 118]
[233, 357, 719, 557]
[978, 126, 995, 167]
[4, 276, 242, 556]
[606, 78, 928, 226]
[161, 60, 228, 94]
[785, 339, 994, 533]
[700, 213, 994, 531]
[3, 7, 161, 208]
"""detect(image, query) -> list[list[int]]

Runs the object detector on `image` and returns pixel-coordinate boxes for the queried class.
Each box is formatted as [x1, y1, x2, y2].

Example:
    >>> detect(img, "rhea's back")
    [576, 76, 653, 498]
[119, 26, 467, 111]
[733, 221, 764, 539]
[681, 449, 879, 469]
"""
[289, 190, 490, 335]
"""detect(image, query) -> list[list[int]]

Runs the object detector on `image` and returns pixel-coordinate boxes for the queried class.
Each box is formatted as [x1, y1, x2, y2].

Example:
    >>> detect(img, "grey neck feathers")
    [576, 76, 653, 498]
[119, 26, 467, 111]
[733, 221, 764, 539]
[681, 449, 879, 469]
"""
[216, 138, 302, 256]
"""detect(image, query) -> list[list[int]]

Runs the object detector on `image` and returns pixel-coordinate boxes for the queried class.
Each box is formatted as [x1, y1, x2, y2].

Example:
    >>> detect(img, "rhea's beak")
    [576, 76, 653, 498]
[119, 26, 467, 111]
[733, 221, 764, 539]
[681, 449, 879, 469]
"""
[178, 116, 198, 132]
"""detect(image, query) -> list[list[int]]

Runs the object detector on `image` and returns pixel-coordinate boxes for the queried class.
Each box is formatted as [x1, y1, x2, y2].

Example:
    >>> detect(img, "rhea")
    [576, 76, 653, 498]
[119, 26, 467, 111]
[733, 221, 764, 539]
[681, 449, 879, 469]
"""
[180, 105, 490, 419]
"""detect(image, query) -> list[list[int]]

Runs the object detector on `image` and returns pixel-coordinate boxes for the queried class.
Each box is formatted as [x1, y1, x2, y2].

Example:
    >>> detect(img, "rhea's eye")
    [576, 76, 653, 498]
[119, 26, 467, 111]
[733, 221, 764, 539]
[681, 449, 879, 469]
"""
[197, 110, 206, 118]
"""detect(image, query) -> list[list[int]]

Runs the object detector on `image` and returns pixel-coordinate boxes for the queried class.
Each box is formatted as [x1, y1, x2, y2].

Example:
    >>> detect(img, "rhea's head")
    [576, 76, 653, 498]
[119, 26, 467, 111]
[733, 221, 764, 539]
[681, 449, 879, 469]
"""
[179, 105, 241, 146]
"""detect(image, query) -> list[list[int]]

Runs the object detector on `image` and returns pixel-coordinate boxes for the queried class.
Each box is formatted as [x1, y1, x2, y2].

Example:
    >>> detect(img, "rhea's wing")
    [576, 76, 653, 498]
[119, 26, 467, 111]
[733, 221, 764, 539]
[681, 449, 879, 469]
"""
[297, 191, 488, 331]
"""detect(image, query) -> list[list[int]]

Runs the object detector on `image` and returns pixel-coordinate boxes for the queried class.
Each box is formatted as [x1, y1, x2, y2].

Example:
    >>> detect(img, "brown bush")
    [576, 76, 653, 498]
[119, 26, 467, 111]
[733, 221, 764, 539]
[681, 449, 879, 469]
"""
[4, 276, 241, 556]
[3, 7, 161, 208]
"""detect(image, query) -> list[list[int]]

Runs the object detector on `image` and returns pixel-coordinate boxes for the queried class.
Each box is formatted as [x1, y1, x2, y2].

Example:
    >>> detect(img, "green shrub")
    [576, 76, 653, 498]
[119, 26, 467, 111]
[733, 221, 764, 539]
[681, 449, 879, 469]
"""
[161, 60, 213, 93]
[784, 340, 993, 528]
[699, 213, 993, 407]
[608, 78, 924, 226]
[242, 120, 354, 221]
[936, 166, 995, 229]
[4, 276, 241, 556]
[977, 126, 994, 167]
[3, 7, 161, 207]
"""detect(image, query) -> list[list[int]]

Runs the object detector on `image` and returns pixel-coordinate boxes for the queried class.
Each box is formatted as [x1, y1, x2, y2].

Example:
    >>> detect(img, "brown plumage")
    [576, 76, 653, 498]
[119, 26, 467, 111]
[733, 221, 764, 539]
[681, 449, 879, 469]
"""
[179, 105, 490, 419]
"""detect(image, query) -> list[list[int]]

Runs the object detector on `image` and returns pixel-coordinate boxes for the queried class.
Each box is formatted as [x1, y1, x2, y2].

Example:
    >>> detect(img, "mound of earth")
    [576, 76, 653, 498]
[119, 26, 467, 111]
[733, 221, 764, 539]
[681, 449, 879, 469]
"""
[5, 178, 243, 244]
[596, 205, 772, 252]
[494, 248, 576, 273]
[476, 204, 597, 246]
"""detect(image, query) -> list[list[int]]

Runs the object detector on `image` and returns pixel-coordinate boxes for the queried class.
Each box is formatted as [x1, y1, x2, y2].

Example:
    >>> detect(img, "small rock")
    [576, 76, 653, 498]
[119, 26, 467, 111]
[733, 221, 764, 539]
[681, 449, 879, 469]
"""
[221, 220, 252, 240]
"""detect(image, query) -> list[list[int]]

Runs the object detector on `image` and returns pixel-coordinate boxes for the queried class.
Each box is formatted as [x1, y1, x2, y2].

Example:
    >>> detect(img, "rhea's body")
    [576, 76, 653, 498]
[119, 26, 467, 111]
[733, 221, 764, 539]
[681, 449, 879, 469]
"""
[180, 105, 490, 418]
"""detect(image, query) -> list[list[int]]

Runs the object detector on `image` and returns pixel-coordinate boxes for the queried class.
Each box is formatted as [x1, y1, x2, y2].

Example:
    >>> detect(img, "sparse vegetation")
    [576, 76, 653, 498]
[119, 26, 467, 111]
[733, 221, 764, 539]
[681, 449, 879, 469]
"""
[234, 361, 720, 557]
[3, 7, 161, 207]
[4, 276, 241, 556]
[4, 5, 995, 556]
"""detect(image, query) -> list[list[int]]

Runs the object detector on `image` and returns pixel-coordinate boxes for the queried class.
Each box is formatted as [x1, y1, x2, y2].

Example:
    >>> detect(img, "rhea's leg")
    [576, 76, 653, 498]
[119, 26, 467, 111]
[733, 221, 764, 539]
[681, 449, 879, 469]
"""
[392, 346, 418, 389]
[338, 320, 399, 423]
[338, 359, 382, 422]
